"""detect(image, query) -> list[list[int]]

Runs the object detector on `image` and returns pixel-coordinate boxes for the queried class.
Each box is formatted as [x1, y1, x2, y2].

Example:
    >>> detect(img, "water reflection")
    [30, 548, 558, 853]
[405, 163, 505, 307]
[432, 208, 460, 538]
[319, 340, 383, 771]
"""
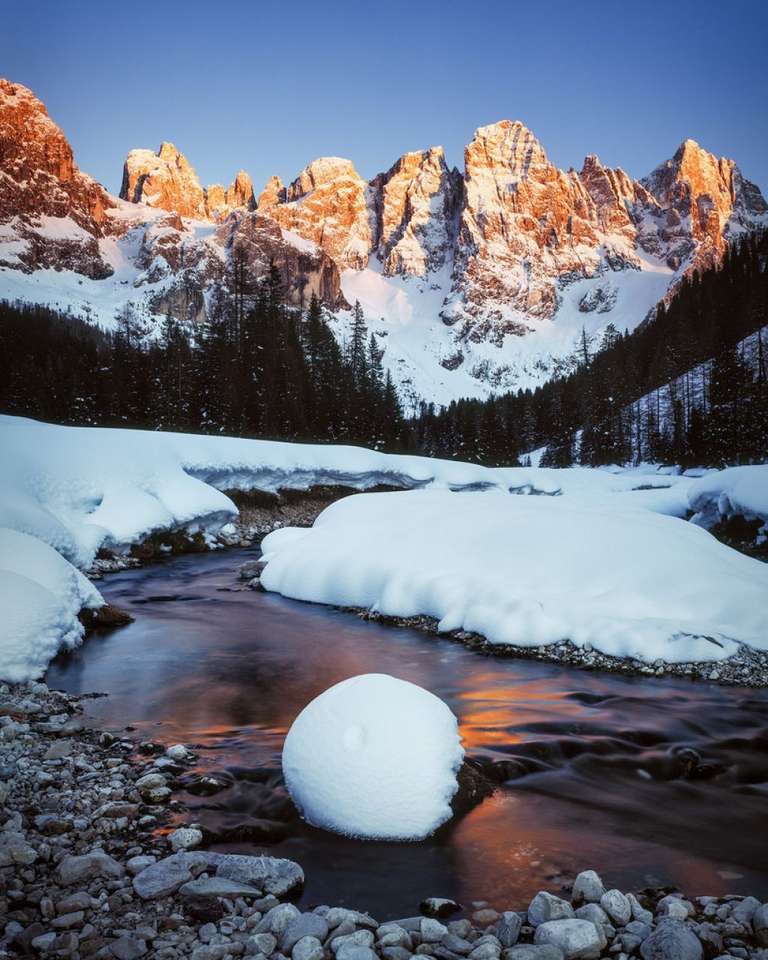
[47, 548, 768, 917]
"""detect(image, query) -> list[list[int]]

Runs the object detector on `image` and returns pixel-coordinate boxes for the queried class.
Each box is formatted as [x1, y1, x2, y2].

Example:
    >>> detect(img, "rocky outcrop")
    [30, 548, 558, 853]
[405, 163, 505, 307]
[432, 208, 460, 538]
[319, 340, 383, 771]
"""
[0, 79, 114, 278]
[257, 175, 286, 210]
[266, 157, 374, 269]
[640, 138, 768, 272]
[120, 145, 255, 222]
[372, 147, 461, 277]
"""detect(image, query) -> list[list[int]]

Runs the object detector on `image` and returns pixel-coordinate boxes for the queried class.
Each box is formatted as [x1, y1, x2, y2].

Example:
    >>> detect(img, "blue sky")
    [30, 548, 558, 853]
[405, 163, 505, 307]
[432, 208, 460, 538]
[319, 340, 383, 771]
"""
[4, 0, 767, 196]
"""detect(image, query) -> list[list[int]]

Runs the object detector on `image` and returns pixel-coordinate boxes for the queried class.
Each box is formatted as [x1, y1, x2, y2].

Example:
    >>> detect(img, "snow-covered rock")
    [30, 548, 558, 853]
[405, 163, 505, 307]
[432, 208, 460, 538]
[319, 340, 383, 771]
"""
[282, 674, 464, 840]
[688, 465, 768, 529]
[0, 527, 102, 681]
[260, 489, 768, 664]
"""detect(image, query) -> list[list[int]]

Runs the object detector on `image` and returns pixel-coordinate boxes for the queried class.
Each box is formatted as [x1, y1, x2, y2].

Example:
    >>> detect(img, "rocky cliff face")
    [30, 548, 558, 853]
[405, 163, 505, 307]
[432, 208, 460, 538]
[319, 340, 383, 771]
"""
[0, 79, 114, 278]
[372, 147, 461, 278]
[120, 145, 255, 222]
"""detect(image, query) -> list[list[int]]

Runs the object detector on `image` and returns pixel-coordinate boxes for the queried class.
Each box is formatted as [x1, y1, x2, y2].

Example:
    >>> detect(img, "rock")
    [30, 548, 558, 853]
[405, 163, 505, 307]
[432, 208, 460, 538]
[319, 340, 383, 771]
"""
[421, 919, 449, 942]
[169, 826, 203, 851]
[132, 852, 207, 900]
[497, 913, 523, 948]
[0, 831, 37, 865]
[239, 560, 265, 581]
[57, 850, 125, 885]
[165, 743, 194, 761]
[503, 948, 565, 960]
[44, 738, 73, 759]
[571, 871, 605, 906]
[293, 936, 326, 960]
[731, 896, 760, 926]
[421, 898, 462, 919]
[657, 896, 694, 920]
[126, 855, 156, 876]
[111, 937, 148, 959]
[282, 914, 329, 952]
[56, 892, 91, 914]
[528, 893, 576, 927]
[573, 905, 608, 929]
[472, 908, 500, 926]
[754, 903, 768, 946]
[599, 890, 631, 926]
[51, 910, 85, 929]
[135, 772, 171, 803]
[96, 802, 139, 820]
[639, 919, 703, 960]
[32, 932, 57, 952]
[534, 919, 606, 959]
[248, 934, 277, 955]
[257, 903, 302, 935]
[180, 877, 263, 899]
[206, 852, 304, 897]
[336, 947, 378, 960]
[332, 931, 376, 953]
[627, 893, 653, 926]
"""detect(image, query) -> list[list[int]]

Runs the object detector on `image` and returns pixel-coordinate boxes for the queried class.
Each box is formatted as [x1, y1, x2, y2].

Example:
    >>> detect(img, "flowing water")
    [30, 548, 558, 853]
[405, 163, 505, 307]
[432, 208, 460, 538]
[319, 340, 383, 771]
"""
[47, 548, 768, 918]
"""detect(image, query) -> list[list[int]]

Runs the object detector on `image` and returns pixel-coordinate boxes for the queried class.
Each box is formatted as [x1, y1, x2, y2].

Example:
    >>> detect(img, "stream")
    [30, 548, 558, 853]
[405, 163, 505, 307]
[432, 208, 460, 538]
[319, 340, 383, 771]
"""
[46, 547, 768, 918]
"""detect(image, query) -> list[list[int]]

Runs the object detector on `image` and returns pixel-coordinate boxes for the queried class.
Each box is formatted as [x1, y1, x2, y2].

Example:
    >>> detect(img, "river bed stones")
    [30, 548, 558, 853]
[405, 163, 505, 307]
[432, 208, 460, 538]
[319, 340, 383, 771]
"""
[3, 679, 768, 959]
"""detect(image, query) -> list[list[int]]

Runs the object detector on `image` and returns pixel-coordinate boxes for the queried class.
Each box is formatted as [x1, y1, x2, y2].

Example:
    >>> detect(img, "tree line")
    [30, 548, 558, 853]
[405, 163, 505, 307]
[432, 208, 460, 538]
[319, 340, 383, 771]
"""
[0, 264, 405, 449]
[412, 230, 768, 467]
[1, 232, 766, 468]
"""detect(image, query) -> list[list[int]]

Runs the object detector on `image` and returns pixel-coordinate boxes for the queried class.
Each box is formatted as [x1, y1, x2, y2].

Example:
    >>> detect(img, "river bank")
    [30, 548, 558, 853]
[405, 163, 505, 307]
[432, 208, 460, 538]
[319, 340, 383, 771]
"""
[2, 680, 768, 959]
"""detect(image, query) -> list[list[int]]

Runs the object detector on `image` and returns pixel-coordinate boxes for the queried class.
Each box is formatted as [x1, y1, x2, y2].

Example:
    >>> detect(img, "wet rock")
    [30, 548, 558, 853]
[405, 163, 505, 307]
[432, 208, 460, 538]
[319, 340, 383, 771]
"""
[111, 936, 148, 959]
[534, 918, 606, 959]
[421, 897, 462, 919]
[528, 893, 575, 927]
[639, 919, 703, 960]
[207, 851, 304, 897]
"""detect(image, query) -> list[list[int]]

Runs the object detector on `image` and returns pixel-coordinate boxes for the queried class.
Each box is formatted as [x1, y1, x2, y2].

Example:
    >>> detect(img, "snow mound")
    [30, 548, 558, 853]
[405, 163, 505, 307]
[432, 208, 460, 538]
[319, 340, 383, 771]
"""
[688, 466, 768, 529]
[282, 673, 464, 840]
[0, 528, 103, 682]
[261, 491, 768, 664]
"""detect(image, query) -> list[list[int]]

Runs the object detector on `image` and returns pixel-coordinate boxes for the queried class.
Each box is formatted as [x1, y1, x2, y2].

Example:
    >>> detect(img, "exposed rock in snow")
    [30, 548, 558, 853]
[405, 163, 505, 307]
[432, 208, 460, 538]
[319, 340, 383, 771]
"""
[372, 147, 461, 278]
[120, 144, 255, 222]
[267, 157, 373, 269]
[688, 465, 768, 530]
[282, 674, 464, 839]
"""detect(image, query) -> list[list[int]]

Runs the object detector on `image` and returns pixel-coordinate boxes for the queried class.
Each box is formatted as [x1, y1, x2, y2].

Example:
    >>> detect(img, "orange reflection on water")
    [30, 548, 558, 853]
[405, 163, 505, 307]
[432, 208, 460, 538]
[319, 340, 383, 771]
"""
[453, 668, 586, 752]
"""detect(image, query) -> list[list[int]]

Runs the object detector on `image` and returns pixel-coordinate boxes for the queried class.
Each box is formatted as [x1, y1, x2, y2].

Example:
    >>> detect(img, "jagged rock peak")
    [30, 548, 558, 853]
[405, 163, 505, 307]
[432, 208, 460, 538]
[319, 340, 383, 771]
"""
[120, 142, 207, 219]
[257, 175, 286, 209]
[374, 145, 461, 277]
[286, 157, 363, 202]
[465, 120, 550, 181]
[0, 77, 114, 277]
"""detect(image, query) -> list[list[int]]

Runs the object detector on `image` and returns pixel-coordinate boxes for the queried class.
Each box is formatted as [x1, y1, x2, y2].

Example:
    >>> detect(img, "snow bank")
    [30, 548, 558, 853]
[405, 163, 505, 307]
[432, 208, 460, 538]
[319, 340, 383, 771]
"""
[0, 528, 103, 682]
[688, 466, 768, 530]
[282, 674, 464, 840]
[261, 491, 768, 664]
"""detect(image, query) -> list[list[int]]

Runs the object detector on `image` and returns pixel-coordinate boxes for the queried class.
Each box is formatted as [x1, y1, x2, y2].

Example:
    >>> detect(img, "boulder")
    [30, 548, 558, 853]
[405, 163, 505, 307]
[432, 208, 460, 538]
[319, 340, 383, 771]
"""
[534, 919, 606, 959]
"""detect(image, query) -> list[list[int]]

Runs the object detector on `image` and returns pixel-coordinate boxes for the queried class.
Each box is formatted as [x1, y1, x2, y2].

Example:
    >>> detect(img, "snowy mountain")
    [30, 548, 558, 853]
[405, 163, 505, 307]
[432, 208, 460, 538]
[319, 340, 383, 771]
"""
[1, 78, 766, 408]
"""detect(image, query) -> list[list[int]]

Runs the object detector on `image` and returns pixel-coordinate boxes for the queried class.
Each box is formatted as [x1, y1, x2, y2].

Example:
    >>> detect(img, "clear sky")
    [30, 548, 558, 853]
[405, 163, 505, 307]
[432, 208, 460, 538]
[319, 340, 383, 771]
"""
[4, 0, 767, 197]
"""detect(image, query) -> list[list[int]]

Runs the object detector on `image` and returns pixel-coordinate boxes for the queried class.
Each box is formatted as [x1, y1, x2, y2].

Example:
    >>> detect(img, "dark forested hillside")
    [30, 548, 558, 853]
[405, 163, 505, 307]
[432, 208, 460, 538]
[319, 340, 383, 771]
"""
[413, 230, 768, 467]
[0, 266, 404, 449]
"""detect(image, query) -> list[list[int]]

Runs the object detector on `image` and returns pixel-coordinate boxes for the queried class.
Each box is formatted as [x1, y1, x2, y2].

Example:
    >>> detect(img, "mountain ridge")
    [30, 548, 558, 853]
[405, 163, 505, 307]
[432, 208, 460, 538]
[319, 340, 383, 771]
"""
[1, 77, 766, 408]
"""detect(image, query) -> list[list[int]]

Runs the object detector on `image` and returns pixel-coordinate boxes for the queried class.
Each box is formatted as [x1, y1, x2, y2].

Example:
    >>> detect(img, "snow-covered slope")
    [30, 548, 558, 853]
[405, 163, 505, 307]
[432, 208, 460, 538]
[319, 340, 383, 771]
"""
[2, 78, 766, 408]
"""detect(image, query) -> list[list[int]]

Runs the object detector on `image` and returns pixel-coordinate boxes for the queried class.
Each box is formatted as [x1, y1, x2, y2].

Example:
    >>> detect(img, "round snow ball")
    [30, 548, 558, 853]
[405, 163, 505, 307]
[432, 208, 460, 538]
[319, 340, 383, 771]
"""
[282, 673, 464, 840]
